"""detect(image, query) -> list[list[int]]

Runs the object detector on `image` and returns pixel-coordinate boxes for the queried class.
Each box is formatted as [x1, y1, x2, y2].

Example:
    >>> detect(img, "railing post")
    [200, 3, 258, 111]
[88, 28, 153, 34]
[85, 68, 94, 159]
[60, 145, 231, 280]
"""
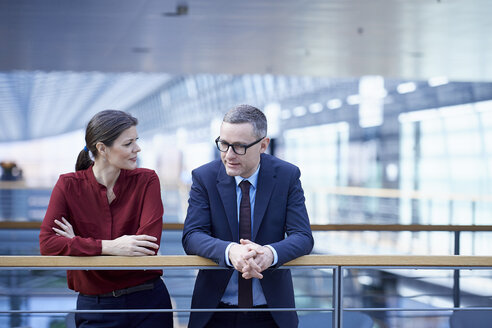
[339, 266, 343, 328]
[333, 266, 341, 328]
[453, 231, 461, 308]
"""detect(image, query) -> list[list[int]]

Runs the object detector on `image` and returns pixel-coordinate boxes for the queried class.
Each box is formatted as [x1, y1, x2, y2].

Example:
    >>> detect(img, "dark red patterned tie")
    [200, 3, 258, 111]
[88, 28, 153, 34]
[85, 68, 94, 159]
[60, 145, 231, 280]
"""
[238, 180, 253, 308]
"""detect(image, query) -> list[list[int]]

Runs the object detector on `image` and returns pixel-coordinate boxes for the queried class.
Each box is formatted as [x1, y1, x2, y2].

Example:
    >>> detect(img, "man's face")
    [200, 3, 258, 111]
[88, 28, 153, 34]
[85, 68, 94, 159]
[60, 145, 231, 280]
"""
[219, 122, 269, 178]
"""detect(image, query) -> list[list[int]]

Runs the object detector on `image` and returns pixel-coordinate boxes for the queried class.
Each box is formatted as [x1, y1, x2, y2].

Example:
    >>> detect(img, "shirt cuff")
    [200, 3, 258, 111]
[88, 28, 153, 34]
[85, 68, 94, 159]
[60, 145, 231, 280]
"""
[225, 242, 234, 267]
[265, 245, 278, 266]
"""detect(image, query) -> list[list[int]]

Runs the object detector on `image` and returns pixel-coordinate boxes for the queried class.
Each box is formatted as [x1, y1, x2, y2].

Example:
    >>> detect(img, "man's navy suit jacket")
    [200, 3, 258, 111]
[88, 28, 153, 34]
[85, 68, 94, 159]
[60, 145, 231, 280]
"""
[182, 153, 314, 328]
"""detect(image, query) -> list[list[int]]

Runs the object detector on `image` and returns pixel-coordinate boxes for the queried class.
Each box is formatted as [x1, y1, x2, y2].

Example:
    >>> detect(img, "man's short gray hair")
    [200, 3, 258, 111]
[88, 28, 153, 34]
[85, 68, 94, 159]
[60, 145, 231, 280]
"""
[223, 104, 267, 138]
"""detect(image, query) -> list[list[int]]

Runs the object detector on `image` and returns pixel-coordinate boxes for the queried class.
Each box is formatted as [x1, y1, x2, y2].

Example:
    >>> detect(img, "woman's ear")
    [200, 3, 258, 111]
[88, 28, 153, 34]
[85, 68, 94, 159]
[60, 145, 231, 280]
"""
[95, 142, 106, 158]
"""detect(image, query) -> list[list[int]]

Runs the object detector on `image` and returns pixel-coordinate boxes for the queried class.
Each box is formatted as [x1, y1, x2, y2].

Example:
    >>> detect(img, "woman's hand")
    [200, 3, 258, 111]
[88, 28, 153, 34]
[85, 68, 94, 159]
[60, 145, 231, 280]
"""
[52, 217, 75, 239]
[101, 235, 159, 256]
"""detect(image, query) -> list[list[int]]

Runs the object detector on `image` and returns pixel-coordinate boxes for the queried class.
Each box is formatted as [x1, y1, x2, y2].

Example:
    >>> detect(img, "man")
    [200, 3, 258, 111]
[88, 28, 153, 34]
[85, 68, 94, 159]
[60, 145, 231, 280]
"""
[182, 104, 314, 328]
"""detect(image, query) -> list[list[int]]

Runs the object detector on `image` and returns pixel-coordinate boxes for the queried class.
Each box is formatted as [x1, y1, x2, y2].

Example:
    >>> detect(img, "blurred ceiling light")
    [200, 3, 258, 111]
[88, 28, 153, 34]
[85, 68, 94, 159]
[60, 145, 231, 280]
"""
[359, 75, 384, 128]
[281, 109, 292, 120]
[428, 76, 449, 87]
[293, 106, 307, 117]
[397, 82, 417, 94]
[327, 99, 342, 110]
[308, 102, 323, 113]
[346, 94, 360, 105]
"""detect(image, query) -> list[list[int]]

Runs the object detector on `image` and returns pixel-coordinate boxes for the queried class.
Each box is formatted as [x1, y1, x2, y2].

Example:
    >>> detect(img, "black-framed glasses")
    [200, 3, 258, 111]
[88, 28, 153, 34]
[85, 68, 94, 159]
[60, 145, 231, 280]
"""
[215, 136, 265, 155]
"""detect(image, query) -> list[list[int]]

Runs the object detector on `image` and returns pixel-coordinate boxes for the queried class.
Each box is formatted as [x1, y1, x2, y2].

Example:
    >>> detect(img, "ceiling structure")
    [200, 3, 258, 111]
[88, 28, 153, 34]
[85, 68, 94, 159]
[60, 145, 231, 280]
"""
[2, 0, 491, 79]
[0, 71, 172, 141]
[1, 0, 492, 142]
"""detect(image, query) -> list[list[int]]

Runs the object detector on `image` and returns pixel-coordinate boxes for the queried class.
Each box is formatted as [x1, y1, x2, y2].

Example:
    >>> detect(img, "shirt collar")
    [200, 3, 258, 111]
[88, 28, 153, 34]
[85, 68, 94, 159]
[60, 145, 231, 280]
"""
[234, 164, 260, 190]
[86, 165, 125, 191]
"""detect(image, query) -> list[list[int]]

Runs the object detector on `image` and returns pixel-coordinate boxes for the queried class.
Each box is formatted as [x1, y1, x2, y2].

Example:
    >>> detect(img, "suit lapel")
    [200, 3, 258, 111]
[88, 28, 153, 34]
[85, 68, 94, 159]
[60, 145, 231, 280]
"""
[217, 165, 239, 242]
[252, 155, 275, 240]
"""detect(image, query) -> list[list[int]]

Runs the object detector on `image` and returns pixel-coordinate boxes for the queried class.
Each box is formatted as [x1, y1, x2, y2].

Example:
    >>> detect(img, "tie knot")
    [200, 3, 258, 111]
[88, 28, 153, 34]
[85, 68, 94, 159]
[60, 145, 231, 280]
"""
[239, 180, 251, 193]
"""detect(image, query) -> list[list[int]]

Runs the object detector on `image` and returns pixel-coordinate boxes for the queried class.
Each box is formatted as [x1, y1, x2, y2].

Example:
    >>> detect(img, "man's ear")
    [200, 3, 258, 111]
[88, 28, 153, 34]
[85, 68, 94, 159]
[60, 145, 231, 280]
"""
[259, 138, 270, 153]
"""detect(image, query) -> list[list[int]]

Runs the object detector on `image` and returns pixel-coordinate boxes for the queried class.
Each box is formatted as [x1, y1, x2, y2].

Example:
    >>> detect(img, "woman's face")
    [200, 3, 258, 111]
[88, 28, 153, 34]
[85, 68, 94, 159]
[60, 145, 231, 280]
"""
[103, 126, 141, 170]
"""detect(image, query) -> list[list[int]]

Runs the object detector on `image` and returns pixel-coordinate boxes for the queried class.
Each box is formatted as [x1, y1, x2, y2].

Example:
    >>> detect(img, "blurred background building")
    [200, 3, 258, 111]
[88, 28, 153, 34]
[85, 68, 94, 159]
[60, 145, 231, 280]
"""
[1, 1, 491, 327]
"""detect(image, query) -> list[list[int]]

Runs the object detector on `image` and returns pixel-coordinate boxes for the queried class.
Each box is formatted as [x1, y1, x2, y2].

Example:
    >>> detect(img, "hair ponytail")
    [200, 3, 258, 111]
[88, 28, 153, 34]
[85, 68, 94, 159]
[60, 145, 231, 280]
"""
[75, 148, 93, 171]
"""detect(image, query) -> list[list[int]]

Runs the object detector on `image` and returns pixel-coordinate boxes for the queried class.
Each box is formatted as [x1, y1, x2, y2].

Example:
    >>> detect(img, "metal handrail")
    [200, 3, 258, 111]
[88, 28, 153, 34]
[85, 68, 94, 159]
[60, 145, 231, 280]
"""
[1, 255, 492, 268]
[1, 255, 492, 328]
[1, 221, 492, 231]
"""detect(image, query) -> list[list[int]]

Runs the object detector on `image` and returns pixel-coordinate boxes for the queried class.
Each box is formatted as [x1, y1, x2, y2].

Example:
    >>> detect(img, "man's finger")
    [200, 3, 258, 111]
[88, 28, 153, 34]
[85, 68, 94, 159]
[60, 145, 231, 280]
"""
[242, 249, 256, 261]
[242, 269, 263, 279]
[247, 258, 262, 272]
[240, 239, 265, 254]
[242, 259, 264, 278]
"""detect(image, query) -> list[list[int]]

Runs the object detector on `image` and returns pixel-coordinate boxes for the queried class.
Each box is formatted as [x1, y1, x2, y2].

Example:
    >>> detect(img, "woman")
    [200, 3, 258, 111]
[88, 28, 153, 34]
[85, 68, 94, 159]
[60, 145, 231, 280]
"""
[39, 110, 173, 327]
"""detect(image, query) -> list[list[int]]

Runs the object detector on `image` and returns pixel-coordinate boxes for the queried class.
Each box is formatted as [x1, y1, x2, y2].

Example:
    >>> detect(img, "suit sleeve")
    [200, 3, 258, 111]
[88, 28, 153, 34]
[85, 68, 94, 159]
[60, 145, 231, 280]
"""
[39, 179, 101, 256]
[135, 172, 164, 248]
[269, 167, 314, 266]
[182, 170, 231, 267]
